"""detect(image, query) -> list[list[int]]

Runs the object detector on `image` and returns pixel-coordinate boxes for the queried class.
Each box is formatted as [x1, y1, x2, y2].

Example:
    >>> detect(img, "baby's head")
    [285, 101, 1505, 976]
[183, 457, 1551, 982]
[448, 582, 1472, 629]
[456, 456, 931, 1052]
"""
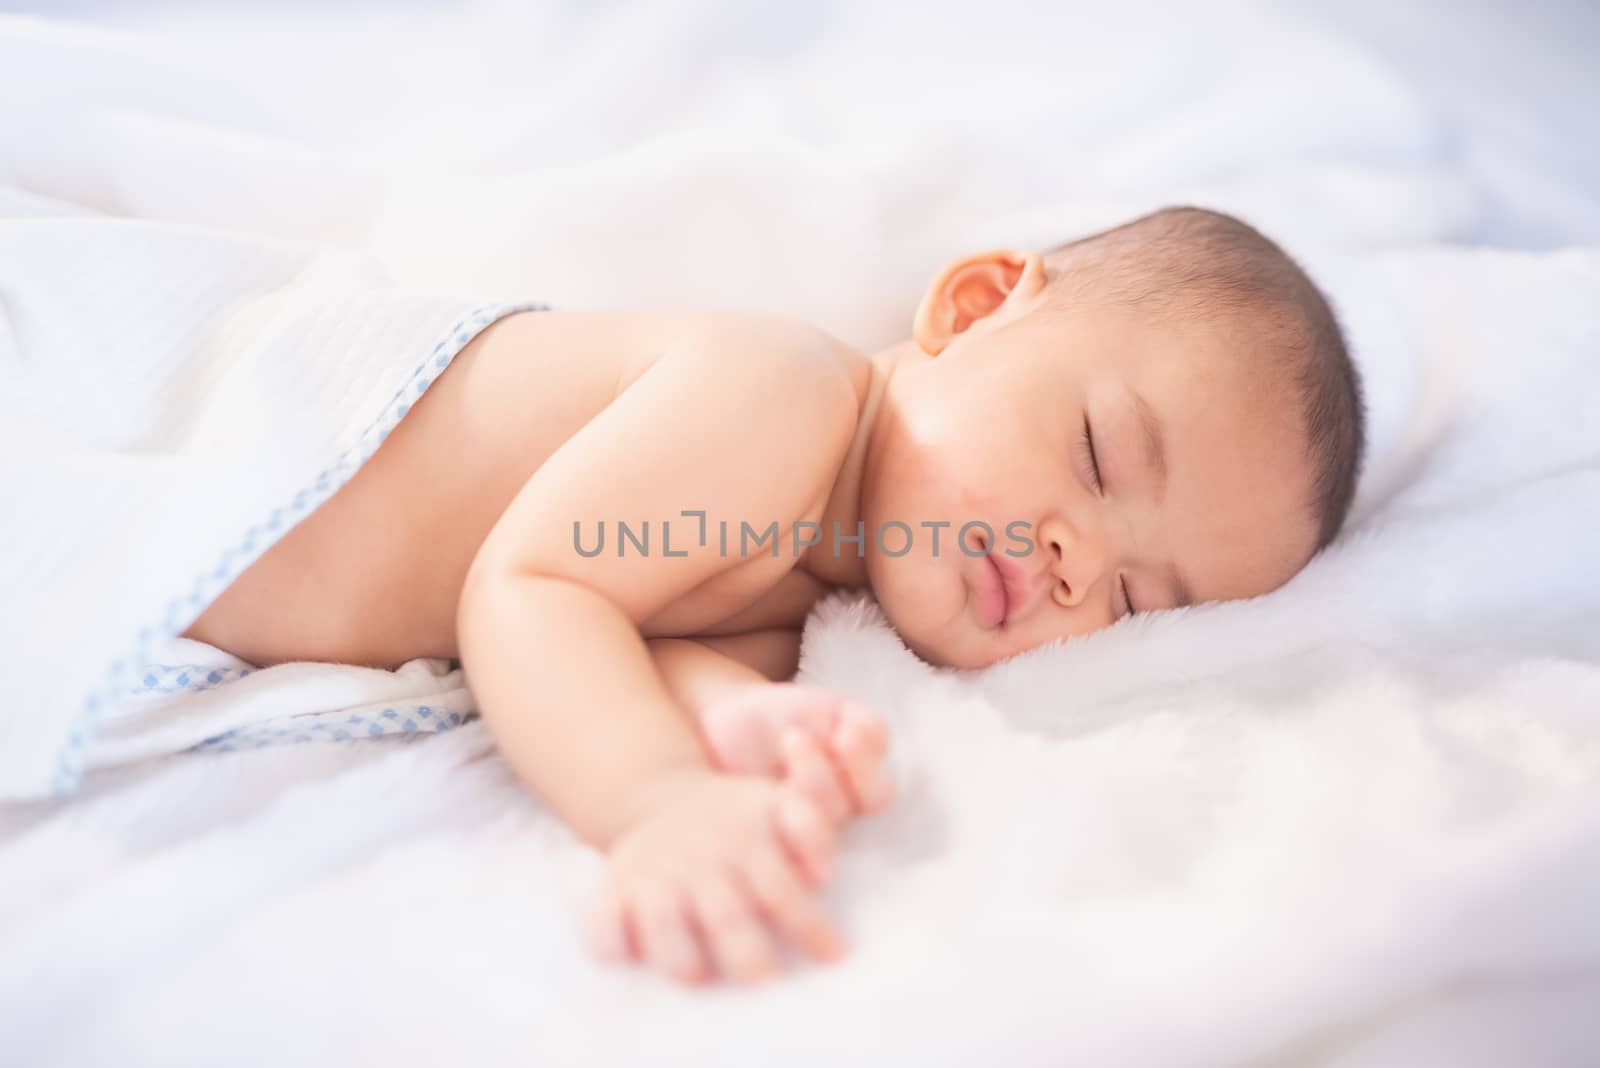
[860, 206, 1365, 668]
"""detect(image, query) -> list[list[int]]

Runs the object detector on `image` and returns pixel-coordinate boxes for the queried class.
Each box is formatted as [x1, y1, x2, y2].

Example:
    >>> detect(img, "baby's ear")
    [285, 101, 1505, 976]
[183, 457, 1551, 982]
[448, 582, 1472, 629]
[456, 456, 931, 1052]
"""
[912, 249, 1046, 355]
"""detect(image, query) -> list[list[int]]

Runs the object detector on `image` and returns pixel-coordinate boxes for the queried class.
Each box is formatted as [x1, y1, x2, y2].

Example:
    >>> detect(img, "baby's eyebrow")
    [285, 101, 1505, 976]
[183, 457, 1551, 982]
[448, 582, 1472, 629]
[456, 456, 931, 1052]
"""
[1132, 390, 1169, 502]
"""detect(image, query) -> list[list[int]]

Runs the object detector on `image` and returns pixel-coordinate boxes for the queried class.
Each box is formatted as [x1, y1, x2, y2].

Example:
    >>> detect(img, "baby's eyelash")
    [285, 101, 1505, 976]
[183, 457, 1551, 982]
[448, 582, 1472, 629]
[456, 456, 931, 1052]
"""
[1078, 416, 1104, 493]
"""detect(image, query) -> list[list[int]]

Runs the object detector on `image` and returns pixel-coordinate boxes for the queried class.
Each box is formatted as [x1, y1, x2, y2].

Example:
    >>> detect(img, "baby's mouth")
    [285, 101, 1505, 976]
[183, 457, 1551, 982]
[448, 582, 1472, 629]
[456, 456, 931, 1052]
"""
[974, 552, 1009, 628]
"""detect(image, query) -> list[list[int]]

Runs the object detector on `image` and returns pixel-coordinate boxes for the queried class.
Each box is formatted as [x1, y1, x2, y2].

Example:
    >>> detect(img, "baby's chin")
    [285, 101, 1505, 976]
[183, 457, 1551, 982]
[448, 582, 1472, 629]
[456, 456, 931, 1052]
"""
[891, 626, 970, 670]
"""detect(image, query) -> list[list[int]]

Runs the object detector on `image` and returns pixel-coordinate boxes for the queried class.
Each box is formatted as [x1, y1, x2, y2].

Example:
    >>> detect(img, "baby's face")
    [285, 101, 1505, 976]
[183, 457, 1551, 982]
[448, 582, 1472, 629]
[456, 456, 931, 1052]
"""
[861, 291, 1319, 669]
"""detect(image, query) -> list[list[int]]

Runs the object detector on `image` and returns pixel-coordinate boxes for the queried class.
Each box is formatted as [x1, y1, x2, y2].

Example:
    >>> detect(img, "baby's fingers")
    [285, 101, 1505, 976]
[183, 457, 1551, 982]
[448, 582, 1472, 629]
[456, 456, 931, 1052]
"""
[834, 701, 895, 814]
[743, 838, 845, 963]
[690, 872, 780, 985]
[700, 695, 782, 776]
[584, 883, 633, 965]
[780, 726, 853, 824]
[632, 883, 710, 986]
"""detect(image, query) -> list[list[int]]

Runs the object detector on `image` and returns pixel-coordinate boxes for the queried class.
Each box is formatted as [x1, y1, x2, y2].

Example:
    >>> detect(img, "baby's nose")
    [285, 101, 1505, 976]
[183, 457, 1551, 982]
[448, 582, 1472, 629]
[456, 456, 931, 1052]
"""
[1036, 515, 1107, 605]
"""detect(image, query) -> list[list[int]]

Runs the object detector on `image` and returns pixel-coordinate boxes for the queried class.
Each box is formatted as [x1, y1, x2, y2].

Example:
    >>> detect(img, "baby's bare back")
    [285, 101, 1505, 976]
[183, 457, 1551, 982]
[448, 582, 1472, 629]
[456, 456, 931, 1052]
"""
[184, 312, 611, 666]
[184, 310, 842, 668]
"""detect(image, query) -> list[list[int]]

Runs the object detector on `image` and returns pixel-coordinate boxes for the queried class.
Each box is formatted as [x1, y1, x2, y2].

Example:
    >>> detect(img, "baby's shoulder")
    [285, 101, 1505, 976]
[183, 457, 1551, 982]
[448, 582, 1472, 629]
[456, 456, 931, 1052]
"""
[612, 308, 869, 415]
[475, 306, 868, 504]
[492, 306, 866, 413]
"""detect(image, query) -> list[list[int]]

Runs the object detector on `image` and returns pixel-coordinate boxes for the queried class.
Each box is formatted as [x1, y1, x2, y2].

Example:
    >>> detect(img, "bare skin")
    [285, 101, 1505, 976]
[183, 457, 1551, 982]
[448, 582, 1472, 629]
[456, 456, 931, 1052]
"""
[185, 247, 1321, 987]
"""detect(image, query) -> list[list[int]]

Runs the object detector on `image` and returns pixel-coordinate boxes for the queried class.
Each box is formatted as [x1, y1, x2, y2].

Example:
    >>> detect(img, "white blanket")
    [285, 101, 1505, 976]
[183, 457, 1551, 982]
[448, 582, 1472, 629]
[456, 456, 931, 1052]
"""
[3, 2, 1599, 1065]
[0, 214, 531, 798]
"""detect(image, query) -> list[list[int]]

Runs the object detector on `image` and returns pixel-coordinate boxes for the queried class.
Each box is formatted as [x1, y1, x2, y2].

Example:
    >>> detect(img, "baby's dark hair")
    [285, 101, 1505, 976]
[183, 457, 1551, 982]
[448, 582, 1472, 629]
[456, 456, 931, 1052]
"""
[1046, 206, 1365, 552]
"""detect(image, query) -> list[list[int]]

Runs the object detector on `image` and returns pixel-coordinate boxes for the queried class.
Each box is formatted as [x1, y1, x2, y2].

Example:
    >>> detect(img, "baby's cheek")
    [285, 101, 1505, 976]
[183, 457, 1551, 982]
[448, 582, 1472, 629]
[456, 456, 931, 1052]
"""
[877, 552, 964, 644]
[888, 440, 943, 505]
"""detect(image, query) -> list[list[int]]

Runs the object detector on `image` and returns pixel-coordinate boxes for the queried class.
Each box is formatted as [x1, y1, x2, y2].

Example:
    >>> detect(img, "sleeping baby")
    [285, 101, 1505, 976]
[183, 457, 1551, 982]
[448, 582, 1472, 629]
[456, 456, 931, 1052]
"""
[183, 206, 1366, 986]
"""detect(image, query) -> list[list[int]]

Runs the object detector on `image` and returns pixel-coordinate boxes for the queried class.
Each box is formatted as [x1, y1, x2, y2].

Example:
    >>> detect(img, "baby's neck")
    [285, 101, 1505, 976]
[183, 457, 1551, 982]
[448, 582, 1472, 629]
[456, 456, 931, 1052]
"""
[800, 340, 911, 590]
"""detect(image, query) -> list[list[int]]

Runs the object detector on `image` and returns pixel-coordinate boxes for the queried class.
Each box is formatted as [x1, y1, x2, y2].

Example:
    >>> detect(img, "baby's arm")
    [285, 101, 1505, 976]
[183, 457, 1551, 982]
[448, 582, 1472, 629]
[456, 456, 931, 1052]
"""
[456, 315, 860, 983]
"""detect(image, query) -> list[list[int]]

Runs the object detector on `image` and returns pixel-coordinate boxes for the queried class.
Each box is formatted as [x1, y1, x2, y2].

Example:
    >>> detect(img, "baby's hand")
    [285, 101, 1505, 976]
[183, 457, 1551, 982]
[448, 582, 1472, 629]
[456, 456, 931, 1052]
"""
[587, 771, 843, 985]
[698, 683, 895, 825]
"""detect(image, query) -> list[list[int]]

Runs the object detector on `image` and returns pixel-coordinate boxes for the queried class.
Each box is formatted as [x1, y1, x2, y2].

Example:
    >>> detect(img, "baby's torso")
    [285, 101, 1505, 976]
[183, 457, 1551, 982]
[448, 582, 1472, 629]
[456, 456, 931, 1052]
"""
[183, 310, 842, 668]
